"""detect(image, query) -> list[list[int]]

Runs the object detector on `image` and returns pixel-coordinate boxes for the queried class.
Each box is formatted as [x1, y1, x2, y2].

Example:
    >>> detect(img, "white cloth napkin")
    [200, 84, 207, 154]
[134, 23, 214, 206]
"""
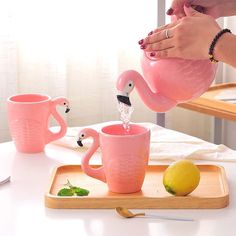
[51, 121, 236, 162]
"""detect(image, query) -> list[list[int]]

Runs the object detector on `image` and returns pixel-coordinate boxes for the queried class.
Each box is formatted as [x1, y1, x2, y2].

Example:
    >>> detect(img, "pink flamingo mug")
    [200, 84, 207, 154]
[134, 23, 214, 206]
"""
[7, 93, 70, 153]
[77, 124, 150, 193]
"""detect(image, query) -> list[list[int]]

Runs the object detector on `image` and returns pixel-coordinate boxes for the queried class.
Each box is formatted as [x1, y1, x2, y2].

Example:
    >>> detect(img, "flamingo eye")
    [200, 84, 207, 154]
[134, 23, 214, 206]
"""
[123, 80, 134, 94]
[80, 133, 85, 138]
[64, 102, 66, 105]
[127, 81, 134, 88]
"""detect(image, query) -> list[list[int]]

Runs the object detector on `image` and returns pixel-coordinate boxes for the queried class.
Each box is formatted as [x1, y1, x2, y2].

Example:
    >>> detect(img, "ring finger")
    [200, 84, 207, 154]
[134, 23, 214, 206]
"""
[143, 28, 174, 46]
[144, 38, 174, 52]
[152, 19, 180, 34]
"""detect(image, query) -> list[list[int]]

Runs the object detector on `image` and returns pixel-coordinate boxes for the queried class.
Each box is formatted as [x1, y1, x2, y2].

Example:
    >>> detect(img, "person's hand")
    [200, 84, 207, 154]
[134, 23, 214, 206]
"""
[139, 5, 221, 60]
[168, 0, 236, 19]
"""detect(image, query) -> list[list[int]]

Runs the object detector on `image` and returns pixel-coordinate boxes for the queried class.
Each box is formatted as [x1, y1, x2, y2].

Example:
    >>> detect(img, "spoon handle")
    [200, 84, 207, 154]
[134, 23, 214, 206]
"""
[145, 214, 194, 222]
[0, 176, 11, 185]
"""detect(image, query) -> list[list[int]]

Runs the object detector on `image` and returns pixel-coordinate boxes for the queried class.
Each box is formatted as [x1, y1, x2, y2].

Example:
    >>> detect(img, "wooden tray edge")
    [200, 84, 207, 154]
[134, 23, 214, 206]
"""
[207, 83, 236, 91]
[44, 194, 229, 209]
[44, 164, 229, 209]
[178, 97, 236, 121]
[178, 83, 236, 121]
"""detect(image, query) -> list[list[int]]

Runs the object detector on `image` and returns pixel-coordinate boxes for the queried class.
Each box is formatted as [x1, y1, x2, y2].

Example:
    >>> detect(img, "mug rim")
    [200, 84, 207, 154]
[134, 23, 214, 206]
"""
[7, 93, 51, 104]
[100, 123, 150, 138]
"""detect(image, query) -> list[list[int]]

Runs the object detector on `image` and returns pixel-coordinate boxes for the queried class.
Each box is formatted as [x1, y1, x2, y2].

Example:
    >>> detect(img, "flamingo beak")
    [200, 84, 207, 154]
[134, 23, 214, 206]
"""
[77, 140, 83, 147]
[117, 95, 131, 106]
[65, 106, 70, 113]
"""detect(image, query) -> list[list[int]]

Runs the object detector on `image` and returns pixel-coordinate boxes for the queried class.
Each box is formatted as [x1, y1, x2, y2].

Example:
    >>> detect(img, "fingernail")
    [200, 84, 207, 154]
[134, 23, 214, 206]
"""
[140, 44, 146, 50]
[138, 39, 144, 45]
[148, 31, 153, 36]
[166, 8, 174, 15]
[150, 52, 156, 57]
[194, 5, 204, 13]
[185, 3, 191, 8]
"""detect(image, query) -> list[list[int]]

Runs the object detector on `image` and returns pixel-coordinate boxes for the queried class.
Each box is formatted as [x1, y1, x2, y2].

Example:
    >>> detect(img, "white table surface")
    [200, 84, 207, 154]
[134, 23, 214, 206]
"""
[0, 141, 236, 236]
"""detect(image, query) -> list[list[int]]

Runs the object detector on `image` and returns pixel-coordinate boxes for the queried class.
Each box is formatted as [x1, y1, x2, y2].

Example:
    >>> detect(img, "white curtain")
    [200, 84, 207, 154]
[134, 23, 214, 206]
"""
[0, 0, 157, 142]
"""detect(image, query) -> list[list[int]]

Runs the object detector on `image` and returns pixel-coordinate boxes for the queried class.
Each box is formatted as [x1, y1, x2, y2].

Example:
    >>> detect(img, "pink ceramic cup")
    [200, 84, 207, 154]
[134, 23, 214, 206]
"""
[7, 93, 70, 153]
[77, 124, 150, 193]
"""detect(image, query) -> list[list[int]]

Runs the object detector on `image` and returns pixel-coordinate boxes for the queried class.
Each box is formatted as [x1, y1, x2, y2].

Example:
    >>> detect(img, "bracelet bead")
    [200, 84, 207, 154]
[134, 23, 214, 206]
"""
[208, 28, 231, 63]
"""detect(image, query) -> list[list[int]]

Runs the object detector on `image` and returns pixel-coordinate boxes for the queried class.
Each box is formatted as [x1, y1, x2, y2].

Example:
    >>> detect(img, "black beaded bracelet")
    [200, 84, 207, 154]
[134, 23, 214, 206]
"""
[209, 28, 231, 63]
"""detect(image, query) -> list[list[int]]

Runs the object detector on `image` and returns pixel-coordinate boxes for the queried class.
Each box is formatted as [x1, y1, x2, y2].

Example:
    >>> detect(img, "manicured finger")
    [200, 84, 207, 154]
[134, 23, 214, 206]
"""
[152, 20, 179, 34]
[144, 38, 174, 52]
[184, 4, 203, 17]
[172, 8, 186, 19]
[138, 21, 179, 45]
[149, 48, 176, 59]
[193, 5, 205, 13]
[143, 28, 174, 45]
[166, 8, 174, 15]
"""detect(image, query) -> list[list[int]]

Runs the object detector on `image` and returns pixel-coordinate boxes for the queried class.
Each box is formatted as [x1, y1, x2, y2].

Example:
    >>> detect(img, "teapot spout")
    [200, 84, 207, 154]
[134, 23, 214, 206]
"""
[116, 70, 177, 112]
[117, 94, 131, 106]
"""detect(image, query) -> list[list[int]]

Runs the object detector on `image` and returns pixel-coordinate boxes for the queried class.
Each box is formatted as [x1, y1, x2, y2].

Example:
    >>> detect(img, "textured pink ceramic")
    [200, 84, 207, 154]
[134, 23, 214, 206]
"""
[77, 124, 150, 193]
[7, 93, 70, 153]
[117, 54, 217, 112]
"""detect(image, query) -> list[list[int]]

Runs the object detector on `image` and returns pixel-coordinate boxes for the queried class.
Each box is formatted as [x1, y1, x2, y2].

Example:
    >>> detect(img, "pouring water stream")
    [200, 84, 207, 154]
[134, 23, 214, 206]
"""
[117, 102, 134, 132]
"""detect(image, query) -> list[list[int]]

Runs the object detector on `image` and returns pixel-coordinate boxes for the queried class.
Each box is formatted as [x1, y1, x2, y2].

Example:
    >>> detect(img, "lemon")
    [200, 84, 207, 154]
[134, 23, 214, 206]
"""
[163, 160, 200, 196]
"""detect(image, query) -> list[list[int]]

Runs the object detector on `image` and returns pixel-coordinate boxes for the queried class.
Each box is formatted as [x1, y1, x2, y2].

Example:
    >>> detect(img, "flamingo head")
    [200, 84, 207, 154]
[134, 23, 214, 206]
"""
[53, 97, 70, 113]
[116, 71, 137, 106]
[76, 128, 98, 147]
[77, 130, 86, 147]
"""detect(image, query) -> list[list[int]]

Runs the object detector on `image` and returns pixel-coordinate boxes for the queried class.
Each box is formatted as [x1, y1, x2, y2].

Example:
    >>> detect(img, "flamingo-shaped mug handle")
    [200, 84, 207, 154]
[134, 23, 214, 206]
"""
[46, 97, 71, 144]
[77, 128, 106, 183]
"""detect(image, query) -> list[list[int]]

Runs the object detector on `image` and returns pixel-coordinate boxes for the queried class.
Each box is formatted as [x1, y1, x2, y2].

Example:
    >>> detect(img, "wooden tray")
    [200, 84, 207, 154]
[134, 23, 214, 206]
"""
[45, 164, 229, 209]
[178, 83, 236, 121]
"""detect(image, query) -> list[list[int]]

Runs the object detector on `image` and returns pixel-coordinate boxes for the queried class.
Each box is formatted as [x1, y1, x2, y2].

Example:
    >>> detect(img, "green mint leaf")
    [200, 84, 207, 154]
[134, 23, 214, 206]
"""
[57, 188, 74, 196]
[74, 187, 90, 196]
[57, 180, 90, 197]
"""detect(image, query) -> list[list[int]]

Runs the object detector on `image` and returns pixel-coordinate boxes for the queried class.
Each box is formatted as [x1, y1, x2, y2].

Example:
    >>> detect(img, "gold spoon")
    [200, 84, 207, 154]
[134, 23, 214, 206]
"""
[115, 207, 194, 222]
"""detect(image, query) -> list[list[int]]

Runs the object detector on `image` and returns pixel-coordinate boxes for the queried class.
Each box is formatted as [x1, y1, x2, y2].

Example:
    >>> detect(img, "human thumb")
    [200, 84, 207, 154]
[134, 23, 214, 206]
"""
[184, 4, 202, 17]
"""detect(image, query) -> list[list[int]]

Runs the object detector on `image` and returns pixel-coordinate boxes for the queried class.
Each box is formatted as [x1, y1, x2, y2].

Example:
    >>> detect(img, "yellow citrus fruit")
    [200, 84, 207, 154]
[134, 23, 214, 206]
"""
[163, 160, 200, 196]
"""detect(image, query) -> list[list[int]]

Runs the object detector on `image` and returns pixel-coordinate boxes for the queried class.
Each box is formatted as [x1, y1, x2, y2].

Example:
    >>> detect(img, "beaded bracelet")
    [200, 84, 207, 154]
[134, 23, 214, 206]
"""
[209, 28, 231, 63]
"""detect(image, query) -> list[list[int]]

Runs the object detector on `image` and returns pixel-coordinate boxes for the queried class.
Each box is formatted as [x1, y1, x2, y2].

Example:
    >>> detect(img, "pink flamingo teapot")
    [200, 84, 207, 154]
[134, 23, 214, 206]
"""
[116, 54, 217, 112]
